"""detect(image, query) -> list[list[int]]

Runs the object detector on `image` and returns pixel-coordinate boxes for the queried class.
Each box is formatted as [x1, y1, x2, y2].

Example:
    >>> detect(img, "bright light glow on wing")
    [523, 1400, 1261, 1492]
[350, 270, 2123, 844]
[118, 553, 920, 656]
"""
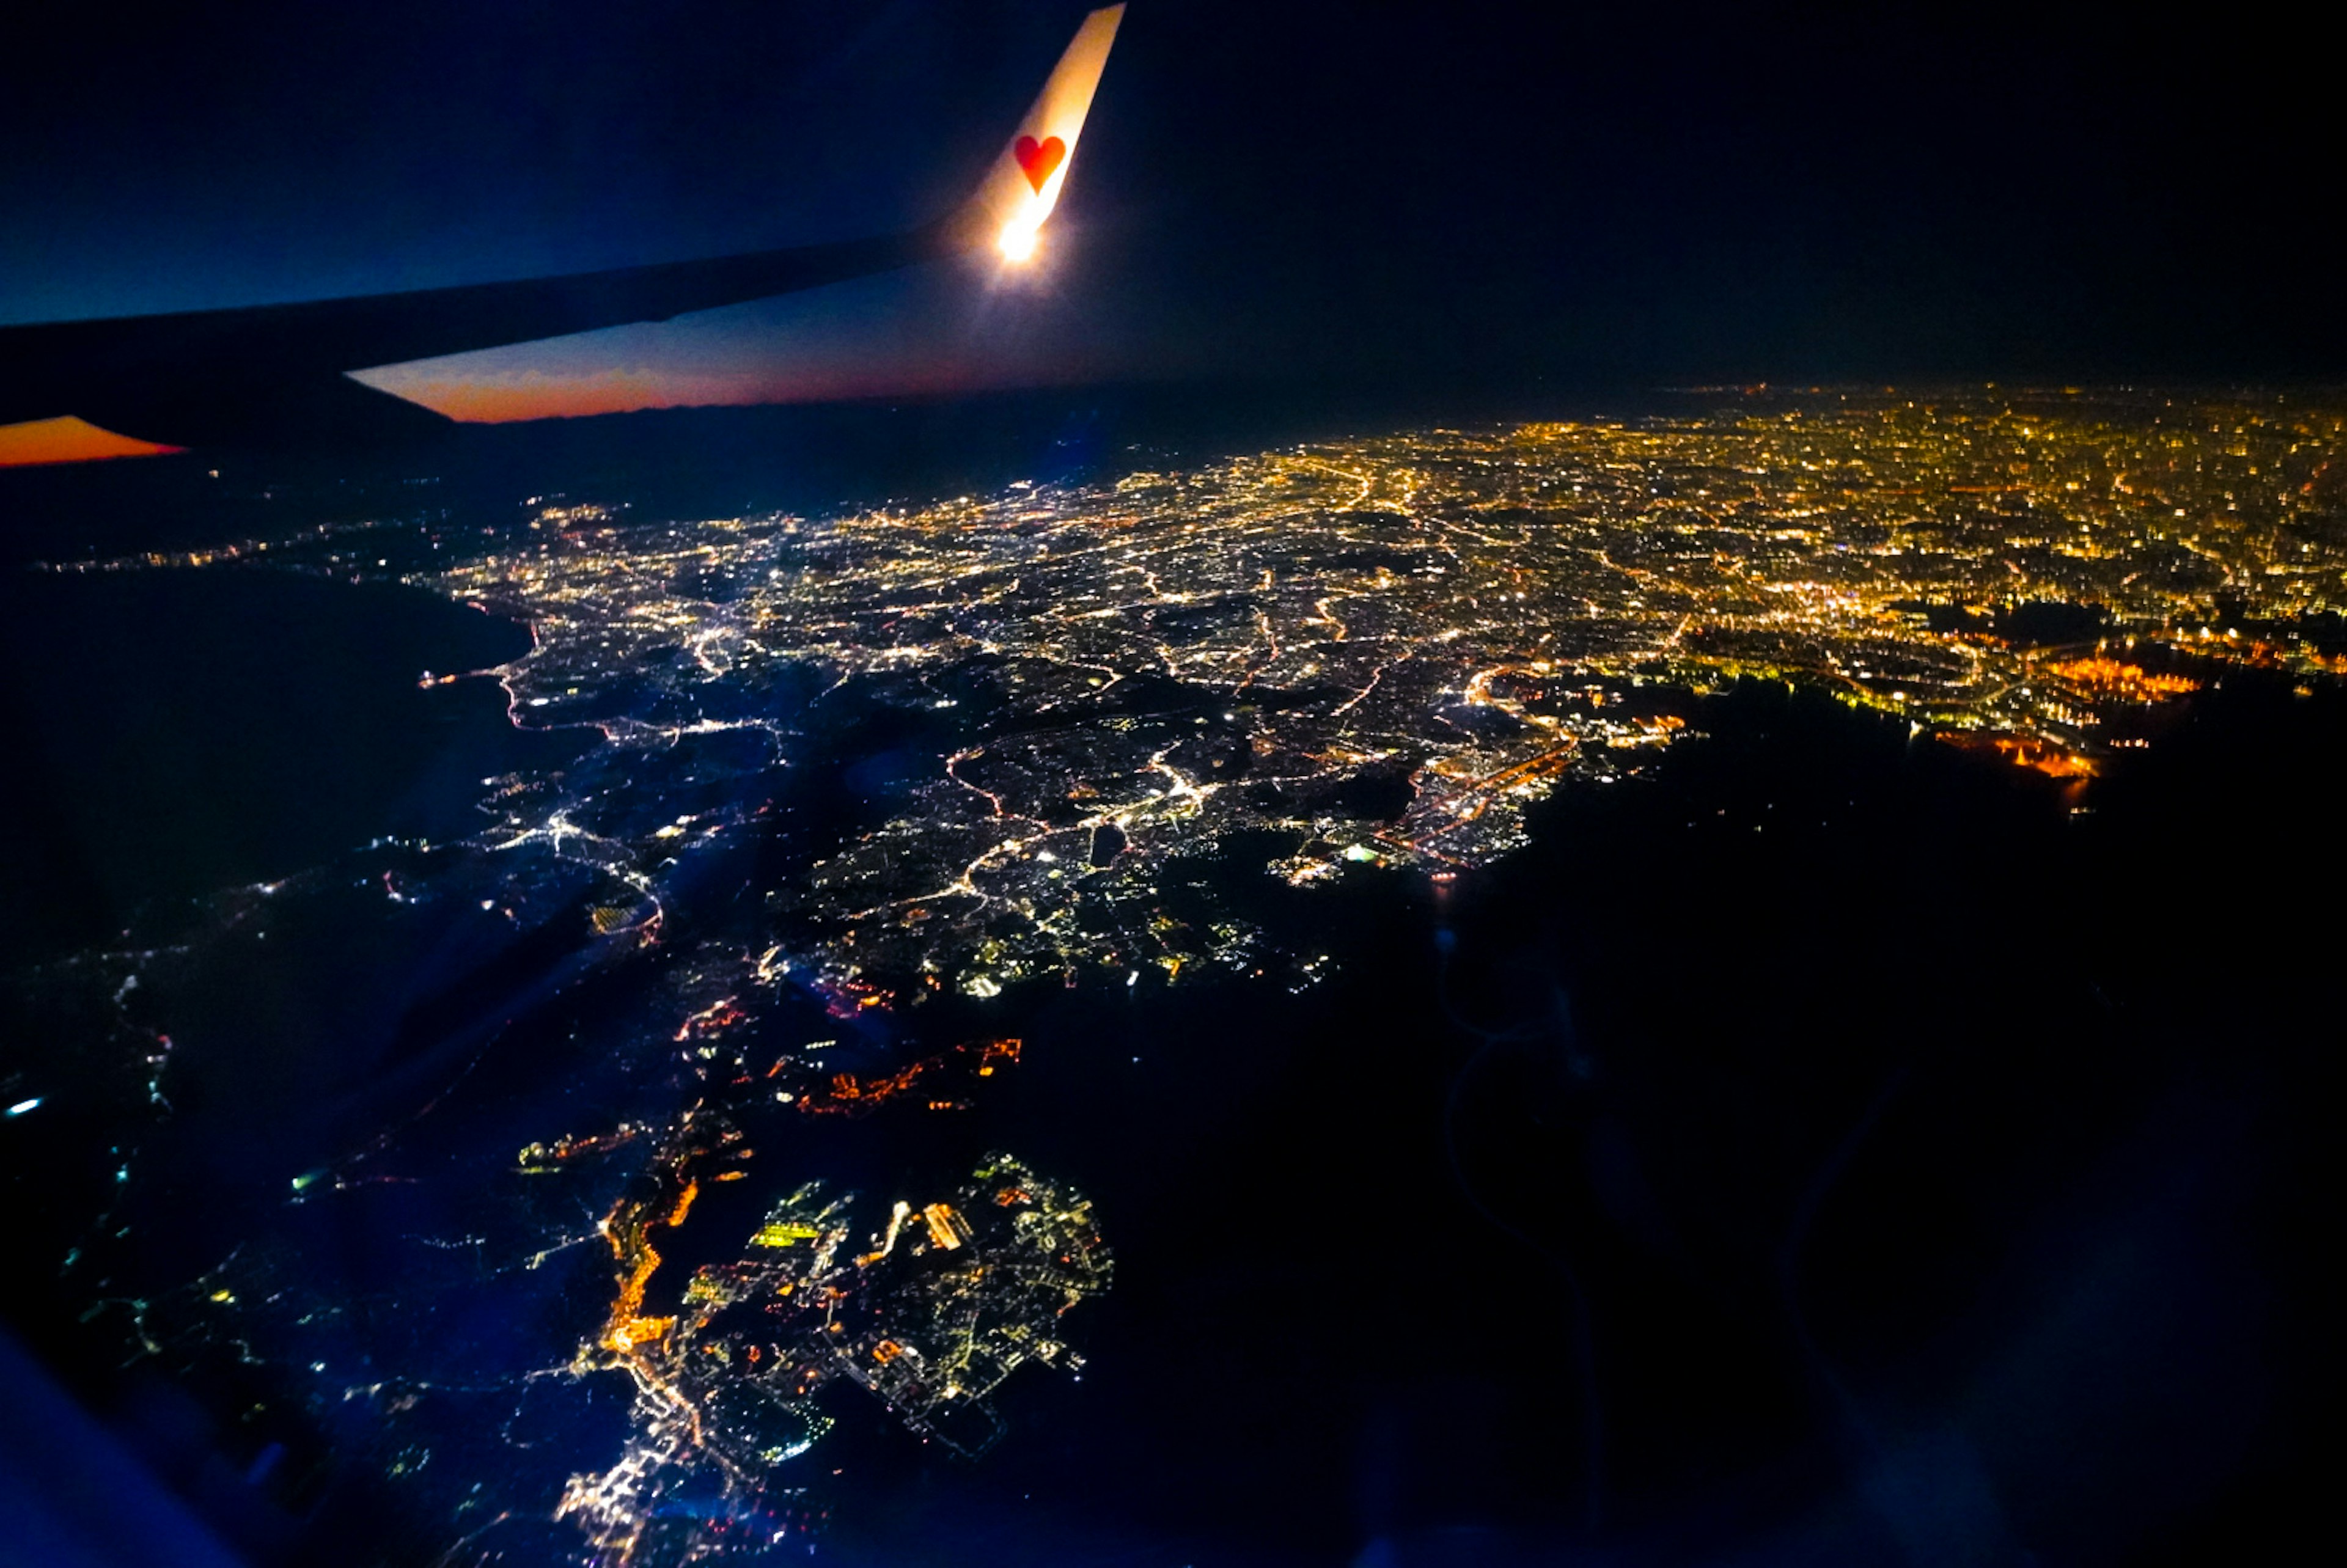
[998, 218, 1040, 263]
[961, 6, 1122, 254]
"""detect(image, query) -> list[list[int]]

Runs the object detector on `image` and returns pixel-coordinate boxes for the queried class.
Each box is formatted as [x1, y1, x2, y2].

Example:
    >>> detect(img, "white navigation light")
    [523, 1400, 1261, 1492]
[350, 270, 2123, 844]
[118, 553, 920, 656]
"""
[999, 216, 1041, 263]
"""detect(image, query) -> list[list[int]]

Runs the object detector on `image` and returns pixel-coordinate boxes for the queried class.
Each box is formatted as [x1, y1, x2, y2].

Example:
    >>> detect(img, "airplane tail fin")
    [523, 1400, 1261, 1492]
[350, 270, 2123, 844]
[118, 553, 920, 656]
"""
[947, 4, 1126, 261]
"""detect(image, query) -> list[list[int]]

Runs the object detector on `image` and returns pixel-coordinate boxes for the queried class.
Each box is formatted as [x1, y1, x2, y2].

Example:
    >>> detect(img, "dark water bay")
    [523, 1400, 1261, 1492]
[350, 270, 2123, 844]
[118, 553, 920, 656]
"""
[0, 566, 586, 961]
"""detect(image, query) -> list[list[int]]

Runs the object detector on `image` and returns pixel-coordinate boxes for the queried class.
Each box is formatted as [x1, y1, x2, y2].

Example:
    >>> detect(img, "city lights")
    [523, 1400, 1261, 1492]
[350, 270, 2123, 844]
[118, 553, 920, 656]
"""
[385, 387, 2343, 1006]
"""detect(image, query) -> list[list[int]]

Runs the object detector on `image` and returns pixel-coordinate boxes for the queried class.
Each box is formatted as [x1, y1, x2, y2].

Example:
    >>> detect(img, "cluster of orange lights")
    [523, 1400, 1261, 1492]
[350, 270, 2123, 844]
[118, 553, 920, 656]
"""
[795, 1038, 1022, 1116]
[600, 1176, 700, 1354]
[802, 1061, 937, 1116]
[2045, 658, 2200, 700]
[673, 998, 750, 1043]
[1942, 732, 2100, 780]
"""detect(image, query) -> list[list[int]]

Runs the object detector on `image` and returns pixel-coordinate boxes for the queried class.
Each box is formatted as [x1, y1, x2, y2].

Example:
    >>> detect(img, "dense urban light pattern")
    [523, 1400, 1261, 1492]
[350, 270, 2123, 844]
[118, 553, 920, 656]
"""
[20, 387, 2345, 1564]
[421, 388, 2345, 998]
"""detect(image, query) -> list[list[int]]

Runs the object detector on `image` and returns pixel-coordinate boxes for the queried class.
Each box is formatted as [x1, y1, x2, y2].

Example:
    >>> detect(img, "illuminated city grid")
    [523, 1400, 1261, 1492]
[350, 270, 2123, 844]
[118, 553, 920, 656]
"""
[422, 389, 2344, 998]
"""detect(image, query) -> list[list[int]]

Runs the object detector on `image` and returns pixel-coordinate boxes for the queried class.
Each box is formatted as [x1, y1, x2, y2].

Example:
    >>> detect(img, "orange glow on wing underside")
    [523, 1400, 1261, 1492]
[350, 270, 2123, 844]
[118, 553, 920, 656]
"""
[4, 338, 1129, 464]
[0, 367, 1087, 461]
[382, 370, 727, 424]
[0, 416, 183, 467]
[368, 356, 1112, 424]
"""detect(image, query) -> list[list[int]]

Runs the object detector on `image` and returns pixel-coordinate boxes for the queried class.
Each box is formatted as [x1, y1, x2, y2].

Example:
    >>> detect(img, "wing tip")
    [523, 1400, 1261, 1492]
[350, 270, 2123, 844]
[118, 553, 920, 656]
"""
[947, 3, 1128, 259]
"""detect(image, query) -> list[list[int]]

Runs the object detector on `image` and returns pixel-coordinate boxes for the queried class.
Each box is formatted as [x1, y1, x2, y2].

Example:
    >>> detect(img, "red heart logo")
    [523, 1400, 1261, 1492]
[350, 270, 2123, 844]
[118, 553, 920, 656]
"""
[1013, 134, 1065, 194]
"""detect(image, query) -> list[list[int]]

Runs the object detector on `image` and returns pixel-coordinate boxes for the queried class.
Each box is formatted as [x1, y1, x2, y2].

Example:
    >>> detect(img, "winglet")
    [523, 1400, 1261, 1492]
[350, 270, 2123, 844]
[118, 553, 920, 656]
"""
[950, 5, 1126, 262]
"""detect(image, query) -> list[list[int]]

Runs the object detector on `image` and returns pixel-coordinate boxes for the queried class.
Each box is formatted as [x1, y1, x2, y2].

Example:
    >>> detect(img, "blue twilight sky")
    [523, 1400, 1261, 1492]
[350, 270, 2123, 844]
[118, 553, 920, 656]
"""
[4, 0, 2340, 431]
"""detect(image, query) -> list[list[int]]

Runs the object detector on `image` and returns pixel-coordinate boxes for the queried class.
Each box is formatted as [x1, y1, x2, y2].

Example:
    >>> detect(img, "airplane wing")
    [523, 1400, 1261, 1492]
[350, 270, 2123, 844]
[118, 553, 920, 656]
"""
[0, 4, 1124, 454]
[944, 2, 1126, 263]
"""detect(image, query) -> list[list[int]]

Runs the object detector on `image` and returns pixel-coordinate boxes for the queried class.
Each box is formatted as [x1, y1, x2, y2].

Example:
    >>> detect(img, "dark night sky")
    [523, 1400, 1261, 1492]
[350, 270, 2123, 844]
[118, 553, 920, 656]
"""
[2, 1, 2339, 422]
